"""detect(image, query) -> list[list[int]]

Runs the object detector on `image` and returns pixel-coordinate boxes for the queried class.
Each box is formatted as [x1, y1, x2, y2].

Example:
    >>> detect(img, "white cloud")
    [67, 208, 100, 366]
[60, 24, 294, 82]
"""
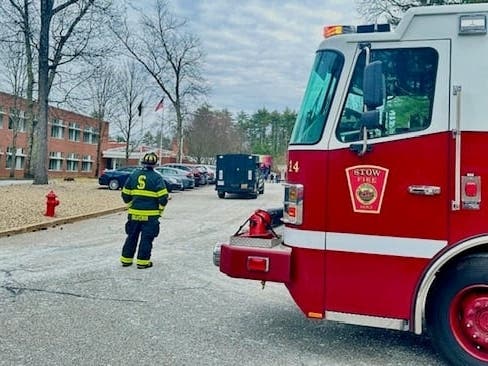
[169, 0, 360, 114]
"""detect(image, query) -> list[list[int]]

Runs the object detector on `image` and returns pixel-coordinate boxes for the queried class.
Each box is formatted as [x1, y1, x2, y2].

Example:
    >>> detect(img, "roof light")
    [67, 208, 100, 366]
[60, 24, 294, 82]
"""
[323, 23, 391, 39]
[323, 25, 354, 38]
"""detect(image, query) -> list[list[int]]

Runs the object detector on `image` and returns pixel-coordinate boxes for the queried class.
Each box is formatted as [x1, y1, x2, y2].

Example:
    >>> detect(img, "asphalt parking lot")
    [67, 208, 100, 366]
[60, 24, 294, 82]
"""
[0, 182, 446, 365]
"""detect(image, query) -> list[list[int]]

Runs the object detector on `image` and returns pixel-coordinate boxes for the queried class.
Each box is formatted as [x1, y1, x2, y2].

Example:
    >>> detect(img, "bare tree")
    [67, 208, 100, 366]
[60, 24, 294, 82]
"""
[87, 63, 119, 176]
[356, 0, 486, 24]
[0, 1, 38, 178]
[35, 0, 113, 184]
[0, 35, 28, 177]
[111, 0, 207, 163]
[111, 61, 146, 165]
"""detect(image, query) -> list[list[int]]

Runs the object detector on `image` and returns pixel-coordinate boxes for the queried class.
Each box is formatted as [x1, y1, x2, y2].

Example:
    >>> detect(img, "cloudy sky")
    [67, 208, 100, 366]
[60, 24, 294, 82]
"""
[161, 0, 362, 115]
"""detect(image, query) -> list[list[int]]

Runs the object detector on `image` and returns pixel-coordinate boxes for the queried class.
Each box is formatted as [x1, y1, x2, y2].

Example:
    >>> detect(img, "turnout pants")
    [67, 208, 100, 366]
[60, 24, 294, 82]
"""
[121, 217, 160, 264]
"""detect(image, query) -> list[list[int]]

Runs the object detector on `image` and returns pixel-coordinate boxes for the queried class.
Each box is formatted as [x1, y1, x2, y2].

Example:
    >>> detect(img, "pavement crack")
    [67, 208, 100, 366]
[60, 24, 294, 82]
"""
[0, 269, 24, 297]
[65, 277, 143, 285]
[169, 282, 211, 293]
[0, 285, 147, 303]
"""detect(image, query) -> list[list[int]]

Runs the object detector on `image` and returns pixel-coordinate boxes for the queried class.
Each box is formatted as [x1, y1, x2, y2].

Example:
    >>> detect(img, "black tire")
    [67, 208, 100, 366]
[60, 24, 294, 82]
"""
[426, 254, 488, 366]
[218, 191, 225, 199]
[108, 179, 120, 190]
[259, 186, 264, 194]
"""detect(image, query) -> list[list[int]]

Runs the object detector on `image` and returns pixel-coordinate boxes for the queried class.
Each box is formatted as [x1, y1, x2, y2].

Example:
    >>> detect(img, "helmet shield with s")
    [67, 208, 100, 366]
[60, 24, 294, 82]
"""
[141, 152, 158, 166]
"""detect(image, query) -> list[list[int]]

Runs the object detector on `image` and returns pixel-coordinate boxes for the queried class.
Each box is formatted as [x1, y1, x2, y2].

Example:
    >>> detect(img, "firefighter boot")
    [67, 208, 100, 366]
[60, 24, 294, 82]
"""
[120, 256, 133, 267]
[137, 261, 153, 269]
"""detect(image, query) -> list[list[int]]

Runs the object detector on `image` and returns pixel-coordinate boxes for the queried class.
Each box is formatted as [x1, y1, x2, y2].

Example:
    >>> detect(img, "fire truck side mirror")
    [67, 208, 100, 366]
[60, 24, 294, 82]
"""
[363, 60, 385, 110]
[360, 110, 380, 130]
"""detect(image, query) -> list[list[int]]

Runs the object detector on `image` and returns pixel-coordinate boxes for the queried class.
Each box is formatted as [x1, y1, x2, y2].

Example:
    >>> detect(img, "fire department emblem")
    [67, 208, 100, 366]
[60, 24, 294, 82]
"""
[345, 165, 389, 214]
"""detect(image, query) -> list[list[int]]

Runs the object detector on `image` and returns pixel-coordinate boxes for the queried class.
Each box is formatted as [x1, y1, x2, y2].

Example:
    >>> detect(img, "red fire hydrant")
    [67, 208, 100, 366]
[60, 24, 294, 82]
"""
[45, 190, 60, 217]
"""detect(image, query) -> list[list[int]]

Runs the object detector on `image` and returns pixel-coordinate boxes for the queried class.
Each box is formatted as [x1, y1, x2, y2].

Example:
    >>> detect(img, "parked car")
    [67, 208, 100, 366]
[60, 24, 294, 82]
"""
[159, 173, 183, 193]
[99, 165, 183, 193]
[183, 164, 211, 185]
[156, 166, 195, 189]
[204, 165, 216, 184]
[98, 166, 139, 190]
[192, 165, 209, 185]
[163, 163, 202, 186]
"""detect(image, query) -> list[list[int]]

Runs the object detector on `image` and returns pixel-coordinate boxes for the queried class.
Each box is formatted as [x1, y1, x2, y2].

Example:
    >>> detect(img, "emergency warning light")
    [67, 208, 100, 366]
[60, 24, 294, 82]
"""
[323, 23, 390, 39]
[283, 183, 304, 225]
[323, 25, 354, 38]
[461, 174, 481, 210]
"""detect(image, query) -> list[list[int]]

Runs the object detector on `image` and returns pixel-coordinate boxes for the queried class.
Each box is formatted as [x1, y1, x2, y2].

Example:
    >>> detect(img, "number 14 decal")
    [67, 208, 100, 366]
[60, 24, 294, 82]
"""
[288, 160, 299, 173]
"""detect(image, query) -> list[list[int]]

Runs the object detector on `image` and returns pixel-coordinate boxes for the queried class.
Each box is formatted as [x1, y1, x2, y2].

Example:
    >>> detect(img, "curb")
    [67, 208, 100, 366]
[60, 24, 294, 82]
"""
[0, 206, 127, 238]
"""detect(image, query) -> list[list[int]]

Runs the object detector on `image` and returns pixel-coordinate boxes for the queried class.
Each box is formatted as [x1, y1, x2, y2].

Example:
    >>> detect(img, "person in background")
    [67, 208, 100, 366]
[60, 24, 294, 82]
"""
[119, 152, 168, 269]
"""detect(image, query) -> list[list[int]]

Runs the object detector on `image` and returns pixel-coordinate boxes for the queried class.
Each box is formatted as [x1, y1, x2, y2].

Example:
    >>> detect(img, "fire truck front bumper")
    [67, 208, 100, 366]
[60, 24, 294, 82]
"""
[213, 241, 291, 283]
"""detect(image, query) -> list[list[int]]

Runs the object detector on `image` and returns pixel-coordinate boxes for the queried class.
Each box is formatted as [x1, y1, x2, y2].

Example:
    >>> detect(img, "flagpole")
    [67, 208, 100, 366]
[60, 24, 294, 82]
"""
[159, 108, 164, 166]
[155, 97, 165, 165]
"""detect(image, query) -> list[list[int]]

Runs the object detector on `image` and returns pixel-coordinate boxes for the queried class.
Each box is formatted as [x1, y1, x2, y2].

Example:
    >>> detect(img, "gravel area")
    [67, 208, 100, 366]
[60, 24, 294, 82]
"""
[0, 178, 125, 234]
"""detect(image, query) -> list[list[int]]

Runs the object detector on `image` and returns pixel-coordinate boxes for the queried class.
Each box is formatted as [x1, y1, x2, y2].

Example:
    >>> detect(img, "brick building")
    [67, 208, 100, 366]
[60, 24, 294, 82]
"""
[102, 144, 179, 170]
[0, 91, 109, 179]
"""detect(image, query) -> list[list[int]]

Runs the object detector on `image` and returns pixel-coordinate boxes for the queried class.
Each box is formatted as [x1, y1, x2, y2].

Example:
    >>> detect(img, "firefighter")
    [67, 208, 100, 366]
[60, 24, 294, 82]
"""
[119, 152, 169, 269]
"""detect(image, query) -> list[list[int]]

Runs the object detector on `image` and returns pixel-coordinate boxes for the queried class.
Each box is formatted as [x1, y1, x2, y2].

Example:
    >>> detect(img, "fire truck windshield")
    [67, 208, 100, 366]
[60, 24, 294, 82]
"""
[290, 50, 344, 144]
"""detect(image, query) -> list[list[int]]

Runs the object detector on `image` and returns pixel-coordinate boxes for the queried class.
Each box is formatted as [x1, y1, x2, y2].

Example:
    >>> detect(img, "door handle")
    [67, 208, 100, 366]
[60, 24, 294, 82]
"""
[408, 185, 441, 196]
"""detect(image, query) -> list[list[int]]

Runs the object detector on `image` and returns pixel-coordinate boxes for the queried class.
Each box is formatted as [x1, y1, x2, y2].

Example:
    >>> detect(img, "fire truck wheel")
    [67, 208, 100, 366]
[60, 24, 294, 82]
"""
[426, 254, 488, 366]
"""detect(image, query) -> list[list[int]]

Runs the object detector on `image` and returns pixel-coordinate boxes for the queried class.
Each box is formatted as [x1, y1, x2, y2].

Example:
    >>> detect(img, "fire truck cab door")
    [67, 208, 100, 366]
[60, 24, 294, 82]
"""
[325, 40, 450, 319]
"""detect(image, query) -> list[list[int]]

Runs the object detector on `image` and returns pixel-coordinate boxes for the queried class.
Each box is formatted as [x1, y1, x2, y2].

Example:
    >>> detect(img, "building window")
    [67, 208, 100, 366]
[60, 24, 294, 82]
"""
[83, 129, 90, 143]
[92, 130, 99, 144]
[83, 127, 99, 144]
[49, 151, 63, 171]
[5, 147, 25, 170]
[8, 109, 26, 132]
[0, 106, 5, 129]
[50, 119, 65, 139]
[66, 152, 79, 172]
[81, 155, 93, 172]
[68, 122, 81, 142]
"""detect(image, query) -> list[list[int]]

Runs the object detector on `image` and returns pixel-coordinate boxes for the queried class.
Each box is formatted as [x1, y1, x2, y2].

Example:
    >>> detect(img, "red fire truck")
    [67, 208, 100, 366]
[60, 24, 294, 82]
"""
[213, 4, 488, 366]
